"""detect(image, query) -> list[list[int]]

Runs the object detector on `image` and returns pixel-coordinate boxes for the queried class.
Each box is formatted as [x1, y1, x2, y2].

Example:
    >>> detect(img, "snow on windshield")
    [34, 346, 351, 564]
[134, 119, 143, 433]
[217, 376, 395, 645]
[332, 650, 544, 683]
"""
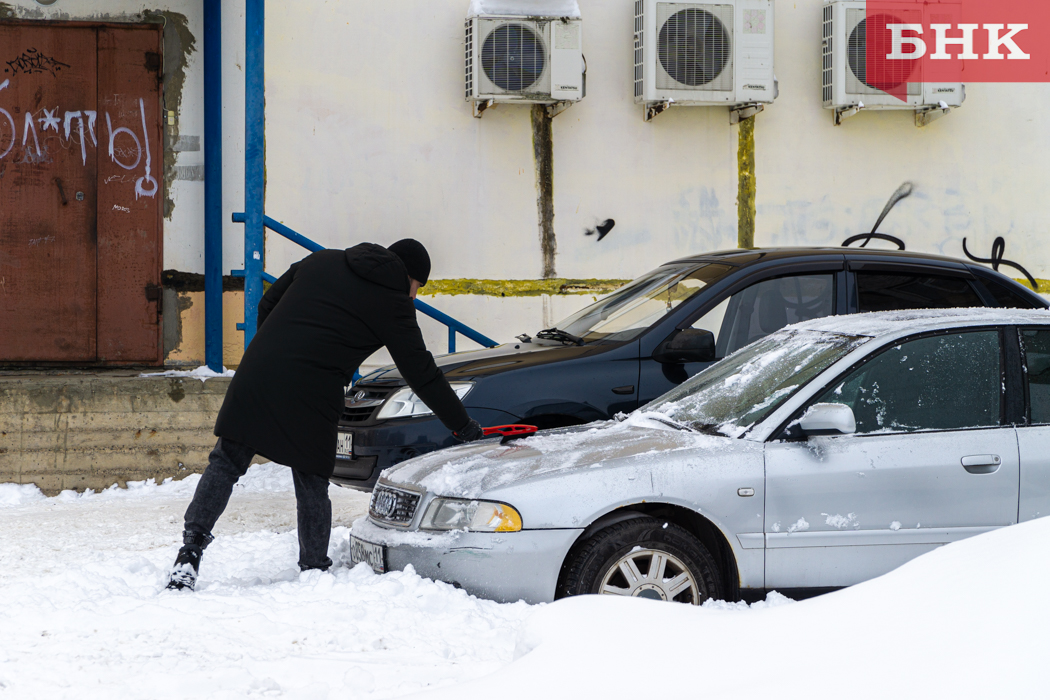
[645, 329, 870, 436]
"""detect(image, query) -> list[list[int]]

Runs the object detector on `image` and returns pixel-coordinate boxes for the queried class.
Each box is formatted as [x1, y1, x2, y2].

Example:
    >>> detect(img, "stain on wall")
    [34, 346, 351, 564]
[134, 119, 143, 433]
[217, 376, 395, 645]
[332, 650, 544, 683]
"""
[421, 278, 629, 297]
[737, 116, 756, 249]
[142, 10, 195, 221]
[532, 105, 557, 279]
[161, 287, 194, 357]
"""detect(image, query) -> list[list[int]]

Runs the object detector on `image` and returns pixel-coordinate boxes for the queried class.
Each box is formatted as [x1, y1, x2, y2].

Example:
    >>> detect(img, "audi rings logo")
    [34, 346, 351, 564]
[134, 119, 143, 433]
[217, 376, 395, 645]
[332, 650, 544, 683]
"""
[372, 490, 397, 519]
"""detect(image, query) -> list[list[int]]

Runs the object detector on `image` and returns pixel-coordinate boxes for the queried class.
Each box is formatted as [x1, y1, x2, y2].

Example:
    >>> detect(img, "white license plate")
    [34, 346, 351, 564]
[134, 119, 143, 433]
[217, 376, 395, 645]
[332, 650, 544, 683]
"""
[350, 535, 385, 574]
[336, 432, 353, 458]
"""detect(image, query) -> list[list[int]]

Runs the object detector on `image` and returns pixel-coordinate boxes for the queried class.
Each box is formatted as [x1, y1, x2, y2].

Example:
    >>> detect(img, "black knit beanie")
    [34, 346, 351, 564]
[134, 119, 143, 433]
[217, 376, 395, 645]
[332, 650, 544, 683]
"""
[387, 239, 431, 286]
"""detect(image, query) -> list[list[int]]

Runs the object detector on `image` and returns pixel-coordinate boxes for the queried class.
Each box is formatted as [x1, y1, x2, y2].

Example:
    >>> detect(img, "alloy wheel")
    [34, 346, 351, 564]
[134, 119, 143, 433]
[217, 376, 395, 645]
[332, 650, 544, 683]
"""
[598, 548, 700, 604]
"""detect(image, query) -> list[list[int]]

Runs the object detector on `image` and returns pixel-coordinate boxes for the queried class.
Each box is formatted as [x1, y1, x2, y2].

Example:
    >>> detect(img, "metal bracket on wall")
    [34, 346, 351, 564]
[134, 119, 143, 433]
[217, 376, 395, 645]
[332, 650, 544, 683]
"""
[644, 100, 673, 122]
[545, 101, 573, 118]
[730, 103, 764, 124]
[915, 105, 952, 127]
[472, 99, 495, 118]
[833, 104, 862, 125]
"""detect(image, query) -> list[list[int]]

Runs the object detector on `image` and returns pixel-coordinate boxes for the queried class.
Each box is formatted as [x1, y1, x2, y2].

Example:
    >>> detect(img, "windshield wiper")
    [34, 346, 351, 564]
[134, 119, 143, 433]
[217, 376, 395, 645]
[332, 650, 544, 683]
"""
[515, 333, 532, 343]
[535, 327, 585, 346]
[648, 415, 698, 432]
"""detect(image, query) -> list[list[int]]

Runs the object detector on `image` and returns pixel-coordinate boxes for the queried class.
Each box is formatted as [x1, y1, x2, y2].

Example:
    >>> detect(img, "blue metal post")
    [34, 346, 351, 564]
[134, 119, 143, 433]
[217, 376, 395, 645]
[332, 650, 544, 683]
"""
[203, 0, 223, 371]
[243, 0, 265, 347]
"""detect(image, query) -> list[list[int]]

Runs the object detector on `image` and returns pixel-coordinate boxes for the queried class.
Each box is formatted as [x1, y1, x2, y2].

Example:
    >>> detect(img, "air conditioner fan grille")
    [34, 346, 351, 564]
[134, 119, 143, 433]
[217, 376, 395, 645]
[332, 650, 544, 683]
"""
[656, 4, 733, 91]
[845, 9, 920, 96]
[481, 22, 546, 92]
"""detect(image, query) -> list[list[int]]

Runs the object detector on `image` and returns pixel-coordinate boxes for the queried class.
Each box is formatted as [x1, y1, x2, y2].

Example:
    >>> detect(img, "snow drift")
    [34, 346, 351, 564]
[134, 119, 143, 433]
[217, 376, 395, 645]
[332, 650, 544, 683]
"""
[412, 515, 1050, 699]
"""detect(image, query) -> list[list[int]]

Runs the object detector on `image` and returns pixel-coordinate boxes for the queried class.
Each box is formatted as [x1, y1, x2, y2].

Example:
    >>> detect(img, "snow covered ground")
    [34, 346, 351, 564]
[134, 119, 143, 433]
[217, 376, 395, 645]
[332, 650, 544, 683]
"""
[2, 464, 1047, 699]
[0, 465, 532, 699]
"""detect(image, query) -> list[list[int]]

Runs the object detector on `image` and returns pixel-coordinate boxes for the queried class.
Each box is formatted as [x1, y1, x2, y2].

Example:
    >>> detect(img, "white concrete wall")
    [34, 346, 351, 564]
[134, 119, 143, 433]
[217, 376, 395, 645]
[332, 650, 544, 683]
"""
[9, 0, 1049, 366]
[760, 4, 1050, 263]
[255, 0, 1050, 366]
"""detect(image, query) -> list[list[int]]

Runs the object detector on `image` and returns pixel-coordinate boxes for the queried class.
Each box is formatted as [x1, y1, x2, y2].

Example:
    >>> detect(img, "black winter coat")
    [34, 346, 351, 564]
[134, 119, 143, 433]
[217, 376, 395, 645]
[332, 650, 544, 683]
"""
[214, 244, 470, 477]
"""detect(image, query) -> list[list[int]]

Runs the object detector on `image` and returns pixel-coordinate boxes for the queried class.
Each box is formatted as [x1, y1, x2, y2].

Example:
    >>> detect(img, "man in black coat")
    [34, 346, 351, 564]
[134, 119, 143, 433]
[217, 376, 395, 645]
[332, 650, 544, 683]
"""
[167, 239, 483, 590]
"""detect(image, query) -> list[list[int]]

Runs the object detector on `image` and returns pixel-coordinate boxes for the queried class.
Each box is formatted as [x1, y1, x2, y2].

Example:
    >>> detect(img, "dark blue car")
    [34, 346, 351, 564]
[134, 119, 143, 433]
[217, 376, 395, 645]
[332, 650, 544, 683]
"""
[331, 247, 1046, 491]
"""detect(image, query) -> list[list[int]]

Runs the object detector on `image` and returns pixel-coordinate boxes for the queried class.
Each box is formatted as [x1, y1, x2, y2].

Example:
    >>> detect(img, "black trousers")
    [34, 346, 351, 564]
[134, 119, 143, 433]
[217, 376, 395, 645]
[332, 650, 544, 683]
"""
[183, 437, 334, 571]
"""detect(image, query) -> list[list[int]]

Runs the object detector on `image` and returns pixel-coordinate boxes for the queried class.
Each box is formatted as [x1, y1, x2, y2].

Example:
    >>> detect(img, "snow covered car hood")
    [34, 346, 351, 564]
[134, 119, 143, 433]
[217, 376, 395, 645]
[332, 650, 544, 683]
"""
[383, 413, 744, 499]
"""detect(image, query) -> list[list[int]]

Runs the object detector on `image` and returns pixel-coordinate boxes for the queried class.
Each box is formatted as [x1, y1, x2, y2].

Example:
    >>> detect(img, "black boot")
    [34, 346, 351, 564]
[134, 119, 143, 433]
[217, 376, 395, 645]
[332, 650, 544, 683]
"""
[166, 530, 214, 591]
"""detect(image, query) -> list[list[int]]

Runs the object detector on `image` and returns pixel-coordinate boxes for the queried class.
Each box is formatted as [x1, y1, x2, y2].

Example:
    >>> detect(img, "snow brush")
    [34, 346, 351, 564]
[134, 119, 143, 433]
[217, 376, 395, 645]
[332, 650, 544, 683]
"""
[482, 424, 539, 444]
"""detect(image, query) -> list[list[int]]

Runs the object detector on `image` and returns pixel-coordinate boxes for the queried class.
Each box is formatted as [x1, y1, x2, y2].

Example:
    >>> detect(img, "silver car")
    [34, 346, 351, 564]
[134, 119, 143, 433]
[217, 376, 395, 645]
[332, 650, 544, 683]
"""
[350, 308, 1050, 605]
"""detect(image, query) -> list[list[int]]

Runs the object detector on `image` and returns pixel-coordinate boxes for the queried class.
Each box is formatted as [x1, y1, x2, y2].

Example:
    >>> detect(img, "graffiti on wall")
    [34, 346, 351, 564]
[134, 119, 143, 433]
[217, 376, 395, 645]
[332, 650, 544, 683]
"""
[0, 79, 157, 199]
[4, 48, 70, 77]
[840, 182, 1039, 290]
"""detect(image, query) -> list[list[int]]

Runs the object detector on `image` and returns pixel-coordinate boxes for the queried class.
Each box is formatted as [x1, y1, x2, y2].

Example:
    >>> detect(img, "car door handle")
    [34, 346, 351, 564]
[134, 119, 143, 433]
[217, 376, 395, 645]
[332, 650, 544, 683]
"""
[961, 454, 1001, 474]
[612, 385, 635, 395]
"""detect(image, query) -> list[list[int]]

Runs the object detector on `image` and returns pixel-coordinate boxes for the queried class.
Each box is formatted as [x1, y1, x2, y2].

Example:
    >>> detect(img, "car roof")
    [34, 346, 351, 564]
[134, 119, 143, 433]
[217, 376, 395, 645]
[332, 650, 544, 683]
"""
[664, 247, 971, 268]
[789, 307, 1050, 339]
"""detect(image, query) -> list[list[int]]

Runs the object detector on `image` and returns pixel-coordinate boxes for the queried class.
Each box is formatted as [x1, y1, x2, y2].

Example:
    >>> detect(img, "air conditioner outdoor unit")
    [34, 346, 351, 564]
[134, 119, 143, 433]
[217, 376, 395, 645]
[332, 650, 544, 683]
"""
[822, 0, 965, 126]
[633, 0, 776, 121]
[465, 12, 584, 118]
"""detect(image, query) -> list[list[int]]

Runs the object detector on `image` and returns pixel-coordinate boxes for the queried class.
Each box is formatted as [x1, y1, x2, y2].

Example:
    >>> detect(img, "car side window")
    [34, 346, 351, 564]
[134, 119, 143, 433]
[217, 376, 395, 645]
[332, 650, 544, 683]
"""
[1020, 329, 1050, 424]
[981, 277, 1039, 309]
[815, 331, 1002, 434]
[855, 273, 983, 312]
[691, 275, 834, 358]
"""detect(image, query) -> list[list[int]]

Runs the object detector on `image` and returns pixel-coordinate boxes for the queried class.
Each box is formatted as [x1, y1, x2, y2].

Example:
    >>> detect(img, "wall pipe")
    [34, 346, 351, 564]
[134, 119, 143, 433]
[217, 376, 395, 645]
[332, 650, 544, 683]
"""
[203, 0, 223, 371]
[243, 0, 265, 346]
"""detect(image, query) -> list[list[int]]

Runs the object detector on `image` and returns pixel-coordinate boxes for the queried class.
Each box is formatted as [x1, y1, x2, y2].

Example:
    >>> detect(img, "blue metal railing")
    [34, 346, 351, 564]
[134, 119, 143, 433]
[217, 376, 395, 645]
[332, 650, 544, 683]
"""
[230, 213, 499, 355]
[203, 0, 223, 373]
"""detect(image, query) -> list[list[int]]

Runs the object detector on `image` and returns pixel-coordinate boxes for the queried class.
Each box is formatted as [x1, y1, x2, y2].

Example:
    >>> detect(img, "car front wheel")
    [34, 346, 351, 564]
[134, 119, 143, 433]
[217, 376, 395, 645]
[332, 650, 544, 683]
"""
[557, 516, 723, 604]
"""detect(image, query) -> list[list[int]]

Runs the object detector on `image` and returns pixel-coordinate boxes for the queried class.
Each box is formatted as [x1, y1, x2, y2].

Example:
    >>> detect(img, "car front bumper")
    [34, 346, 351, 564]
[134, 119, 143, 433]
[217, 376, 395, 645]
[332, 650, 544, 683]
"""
[351, 518, 585, 604]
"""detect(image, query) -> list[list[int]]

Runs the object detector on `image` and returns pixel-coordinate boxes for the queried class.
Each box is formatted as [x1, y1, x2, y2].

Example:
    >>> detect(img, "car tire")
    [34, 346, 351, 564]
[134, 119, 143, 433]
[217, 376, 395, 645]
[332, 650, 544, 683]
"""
[557, 516, 723, 604]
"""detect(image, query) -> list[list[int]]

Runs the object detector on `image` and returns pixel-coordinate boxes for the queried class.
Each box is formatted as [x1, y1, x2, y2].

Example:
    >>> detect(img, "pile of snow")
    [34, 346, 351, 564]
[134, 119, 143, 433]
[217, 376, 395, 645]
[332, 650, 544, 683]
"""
[0, 482, 47, 506]
[467, 0, 581, 18]
[139, 365, 235, 381]
[413, 516, 1050, 699]
[0, 464, 532, 699]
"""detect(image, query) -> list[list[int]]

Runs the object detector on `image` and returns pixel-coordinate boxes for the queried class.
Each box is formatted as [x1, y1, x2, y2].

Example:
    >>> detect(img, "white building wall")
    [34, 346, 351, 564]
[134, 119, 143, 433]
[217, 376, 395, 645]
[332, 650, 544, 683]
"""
[255, 0, 1050, 363]
[760, 4, 1050, 262]
[7, 0, 1048, 365]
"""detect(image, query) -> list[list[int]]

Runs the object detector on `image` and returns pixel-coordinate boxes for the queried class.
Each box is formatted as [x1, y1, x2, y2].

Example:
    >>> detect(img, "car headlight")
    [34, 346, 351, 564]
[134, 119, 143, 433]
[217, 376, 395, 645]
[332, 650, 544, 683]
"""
[420, 498, 522, 532]
[376, 382, 474, 420]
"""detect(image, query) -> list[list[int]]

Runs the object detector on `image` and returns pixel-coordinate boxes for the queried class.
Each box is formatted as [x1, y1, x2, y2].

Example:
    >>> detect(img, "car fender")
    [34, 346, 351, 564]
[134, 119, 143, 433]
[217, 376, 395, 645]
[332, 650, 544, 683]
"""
[480, 448, 765, 589]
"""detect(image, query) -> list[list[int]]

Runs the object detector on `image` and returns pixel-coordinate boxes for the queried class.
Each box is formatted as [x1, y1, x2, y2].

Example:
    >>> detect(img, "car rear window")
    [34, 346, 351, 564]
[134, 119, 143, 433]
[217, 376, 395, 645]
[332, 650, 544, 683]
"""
[856, 273, 982, 312]
[979, 277, 1039, 309]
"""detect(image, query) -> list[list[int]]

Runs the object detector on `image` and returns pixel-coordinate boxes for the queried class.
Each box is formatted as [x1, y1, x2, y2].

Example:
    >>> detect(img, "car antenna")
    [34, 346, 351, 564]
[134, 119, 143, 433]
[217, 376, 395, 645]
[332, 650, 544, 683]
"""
[841, 181, 912, 250]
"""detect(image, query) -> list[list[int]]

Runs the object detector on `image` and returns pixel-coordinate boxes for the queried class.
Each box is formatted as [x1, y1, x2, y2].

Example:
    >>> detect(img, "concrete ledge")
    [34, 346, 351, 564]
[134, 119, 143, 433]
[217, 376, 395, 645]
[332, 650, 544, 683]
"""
[0, 374, 231, 494]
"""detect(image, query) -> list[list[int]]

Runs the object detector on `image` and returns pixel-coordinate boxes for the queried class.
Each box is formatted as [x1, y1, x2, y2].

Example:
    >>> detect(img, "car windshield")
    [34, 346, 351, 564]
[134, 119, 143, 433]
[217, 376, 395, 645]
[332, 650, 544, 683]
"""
[644, 329, 870, 437]
[547, 263, 734, 343]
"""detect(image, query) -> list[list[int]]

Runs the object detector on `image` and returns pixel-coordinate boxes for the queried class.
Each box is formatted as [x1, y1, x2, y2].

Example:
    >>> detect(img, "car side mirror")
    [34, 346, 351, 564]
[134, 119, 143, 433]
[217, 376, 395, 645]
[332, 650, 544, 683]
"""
[653, 329, 716, 364]
[798, 403, 856, 437]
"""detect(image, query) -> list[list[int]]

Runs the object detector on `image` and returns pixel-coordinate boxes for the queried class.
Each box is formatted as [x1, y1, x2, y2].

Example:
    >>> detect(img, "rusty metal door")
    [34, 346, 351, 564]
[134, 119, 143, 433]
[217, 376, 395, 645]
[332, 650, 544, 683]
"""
[0, 22, 162, 365]
[96, 26, 163, 364]
[0, 26, 98, 361]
